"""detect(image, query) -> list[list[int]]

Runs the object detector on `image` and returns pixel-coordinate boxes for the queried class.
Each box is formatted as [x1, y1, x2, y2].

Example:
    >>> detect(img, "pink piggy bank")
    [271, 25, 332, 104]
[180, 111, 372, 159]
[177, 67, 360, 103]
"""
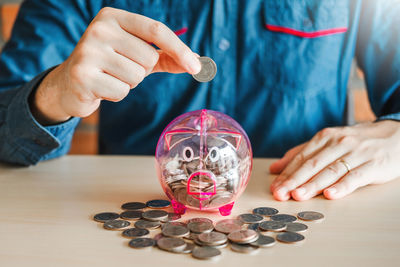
[155, 109, 252, 216]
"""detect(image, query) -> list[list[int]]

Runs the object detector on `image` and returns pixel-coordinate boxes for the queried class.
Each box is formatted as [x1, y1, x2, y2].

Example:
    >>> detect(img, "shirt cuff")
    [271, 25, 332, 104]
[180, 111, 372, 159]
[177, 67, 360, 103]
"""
[376, 112, 400, 122]
[5, 67, 80, 165]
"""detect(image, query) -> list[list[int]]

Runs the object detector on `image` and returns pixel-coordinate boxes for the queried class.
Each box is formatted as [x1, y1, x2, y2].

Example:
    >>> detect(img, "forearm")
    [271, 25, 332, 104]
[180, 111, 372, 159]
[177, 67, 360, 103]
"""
[0, 68, 80, 166]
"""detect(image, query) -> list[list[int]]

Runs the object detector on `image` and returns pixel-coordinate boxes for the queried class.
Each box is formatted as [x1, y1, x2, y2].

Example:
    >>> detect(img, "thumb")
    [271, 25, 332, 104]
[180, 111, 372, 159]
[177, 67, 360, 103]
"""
[151, 50, 196, 74]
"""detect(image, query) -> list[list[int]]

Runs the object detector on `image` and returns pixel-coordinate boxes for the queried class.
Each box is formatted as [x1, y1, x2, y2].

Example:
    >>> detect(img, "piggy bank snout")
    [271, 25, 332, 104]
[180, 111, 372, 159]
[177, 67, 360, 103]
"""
[187, 170, 217, 200]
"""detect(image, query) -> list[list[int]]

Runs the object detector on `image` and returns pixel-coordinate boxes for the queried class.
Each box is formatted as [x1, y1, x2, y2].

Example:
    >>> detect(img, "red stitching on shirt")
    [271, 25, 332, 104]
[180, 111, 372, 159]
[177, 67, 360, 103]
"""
[174, 27, 188, 36]
[265, 24, 347, 38]
[147, 27, 187, 45]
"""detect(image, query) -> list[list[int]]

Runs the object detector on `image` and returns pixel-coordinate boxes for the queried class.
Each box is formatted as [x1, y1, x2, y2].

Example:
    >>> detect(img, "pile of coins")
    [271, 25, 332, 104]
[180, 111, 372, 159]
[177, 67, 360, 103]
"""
[93, 199, 324, 260]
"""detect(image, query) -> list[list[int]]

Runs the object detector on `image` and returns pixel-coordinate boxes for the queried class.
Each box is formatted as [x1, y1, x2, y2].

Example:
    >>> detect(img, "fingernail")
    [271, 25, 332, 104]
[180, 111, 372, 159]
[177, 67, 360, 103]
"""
[276, 187, 287, 196]
[296, 187, 306, 196]
[327, 187, 337, 195]
[188, 54, 201, 74]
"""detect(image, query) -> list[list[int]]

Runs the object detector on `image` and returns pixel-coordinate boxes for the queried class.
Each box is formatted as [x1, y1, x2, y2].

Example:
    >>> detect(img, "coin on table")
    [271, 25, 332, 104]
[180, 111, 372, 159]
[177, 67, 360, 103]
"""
[142, 210, 169, 221]
[238, 213, 264, 224]
[157, 237, 187, 253]
[187, 218, 213, 225]
[153, 233, 164, 241]
[188, 221, 214, 234]
[184, 232, 199, 240]
[231, 243, 259, 254]
[94, 212, 119, 222]
[103, 219, 130, 230]
[250, 234, 276, 248]
[161, 213, 181, 222]
[120, 210, 143, 220]
[215, 219, 243, 234]
[194, 238, 228, 249]
[198, 232, 228, 246]
[129, 238, 156, 248]
[192, 246, 221, 260]
[192, 56, 217, 82]
[162, 221, 187, 229]
[252, 207, 279, 217]
[285, 222, 308, 233]
[146, 199, 171, 209]
[162, 224, 190, 238]
[122, 228, 150, 238]
[247, 223, 260, 232]
[180, 242, 195, 254]
[121, 202, 146, 210]
[259, 221, 287, 232]
[228, 229, 259, 244]
[270, 214, 297, 223]
[297, 211, 324, 222]
[134, 219, 161, 230]
[276, 232, 305, 243]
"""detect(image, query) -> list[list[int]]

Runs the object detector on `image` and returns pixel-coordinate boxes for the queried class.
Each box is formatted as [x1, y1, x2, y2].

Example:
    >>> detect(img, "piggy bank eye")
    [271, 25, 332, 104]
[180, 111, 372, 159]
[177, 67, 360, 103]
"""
[183, 146, 194, 162]
[209, 147, 220, 162]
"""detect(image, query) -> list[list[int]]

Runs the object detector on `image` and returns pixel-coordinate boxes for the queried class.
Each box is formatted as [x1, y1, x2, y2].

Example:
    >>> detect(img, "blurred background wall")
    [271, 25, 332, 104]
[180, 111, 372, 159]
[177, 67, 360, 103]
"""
[0, 0, 376, 155]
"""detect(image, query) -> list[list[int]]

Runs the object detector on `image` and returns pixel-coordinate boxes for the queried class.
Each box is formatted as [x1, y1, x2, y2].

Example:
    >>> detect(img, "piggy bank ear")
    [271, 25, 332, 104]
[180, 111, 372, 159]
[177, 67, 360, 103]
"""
[209, 130, 242, 150]
[164, 130, 197, 150]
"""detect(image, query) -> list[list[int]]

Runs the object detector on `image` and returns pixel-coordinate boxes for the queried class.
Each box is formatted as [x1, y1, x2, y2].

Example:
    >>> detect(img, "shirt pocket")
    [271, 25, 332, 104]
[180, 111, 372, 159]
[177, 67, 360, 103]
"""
[259, 0, 350, 98]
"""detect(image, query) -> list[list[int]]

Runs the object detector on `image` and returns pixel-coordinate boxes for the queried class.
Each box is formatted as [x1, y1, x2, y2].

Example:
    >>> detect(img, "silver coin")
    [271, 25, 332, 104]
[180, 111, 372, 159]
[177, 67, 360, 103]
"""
[161, 213, 181, 223]
[153, 233, 164, 241]
[252, 207, 279, 217]
[122, 228, 149, 238]
[198, 232, 228, 246]
[192, 56, 217, 82]
[228, 229, 259, 244]
[128, 238, 156, 248]
[162, 225, 190, 238]
[276, 232, 305, 243]
[259, 221, 287, 232]
[120, 210, 143, 220]
[103, 219, 130, 230]
[285, 222, 308, 232]
[215, 219, 243, 234]
[162, 221, 187, 229]
[157, 237, 187, 252]
[193, 237, 228, 249]
[142, 210, 169, 221]
[180, 242, 195, 254]
[250, 234, 276, 247]
[94, 212, 119, 222]
[270, 214, 297, 223]
[238, 213, 264, 224]
[192, 246, 221, 259]
[247, 223, 260, 232]
[121, 202, 146, 210]
[187, 218, 213, 224]
[231, 243, 259, 254]
[184, 232, 199, 240]
[134, 219, 161, 230]
[187, 221, 214, 234]
[297, 211, 324, 222]
[146, 199, 171, 209]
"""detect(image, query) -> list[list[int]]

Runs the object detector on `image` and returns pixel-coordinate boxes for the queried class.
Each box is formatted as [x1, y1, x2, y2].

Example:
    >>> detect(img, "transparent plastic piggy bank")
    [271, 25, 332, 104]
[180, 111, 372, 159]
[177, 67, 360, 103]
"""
[155, 109, 252, 216]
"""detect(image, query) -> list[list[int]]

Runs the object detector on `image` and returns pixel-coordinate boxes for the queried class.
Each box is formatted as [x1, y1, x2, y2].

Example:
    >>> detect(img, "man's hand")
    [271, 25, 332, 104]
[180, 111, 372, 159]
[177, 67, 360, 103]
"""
[269, 120, 400, 201]
[31, 7, 201, 125]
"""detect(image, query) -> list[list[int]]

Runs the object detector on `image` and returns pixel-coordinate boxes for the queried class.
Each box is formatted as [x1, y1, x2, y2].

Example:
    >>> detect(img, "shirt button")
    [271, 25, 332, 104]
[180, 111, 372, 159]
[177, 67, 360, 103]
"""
[218, 38, 230, 51]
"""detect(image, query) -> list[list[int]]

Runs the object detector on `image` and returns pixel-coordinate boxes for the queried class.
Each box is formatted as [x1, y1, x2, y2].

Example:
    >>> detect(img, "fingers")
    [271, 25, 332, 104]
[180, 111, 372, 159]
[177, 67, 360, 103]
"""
[323, 161, 374, 200]
[111, 8, 201, 74]
[152, 50, 187, 74]
[91, 71, 131, 102]
[274, 143, 350, 200]
[290, 155, 355, 201]
[269, 143, 305, 175]
[100, 49, 146, 88]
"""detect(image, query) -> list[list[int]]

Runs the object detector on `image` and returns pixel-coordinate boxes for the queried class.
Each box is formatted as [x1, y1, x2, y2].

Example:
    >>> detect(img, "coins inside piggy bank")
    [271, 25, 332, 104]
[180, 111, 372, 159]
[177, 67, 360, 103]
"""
[155, 109, 253, 216]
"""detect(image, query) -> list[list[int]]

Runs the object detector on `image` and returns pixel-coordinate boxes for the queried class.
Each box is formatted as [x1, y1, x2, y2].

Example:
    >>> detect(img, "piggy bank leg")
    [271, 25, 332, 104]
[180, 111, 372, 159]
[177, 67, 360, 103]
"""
[171, 199, 187, 215]
[219, 202, 234, 216]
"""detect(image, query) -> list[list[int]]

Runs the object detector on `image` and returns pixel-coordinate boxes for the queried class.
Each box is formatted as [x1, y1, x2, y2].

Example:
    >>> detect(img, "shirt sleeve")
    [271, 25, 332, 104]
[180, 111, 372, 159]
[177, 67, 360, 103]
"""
[355, 0, 400, 121]
[0, 0, 96, 166]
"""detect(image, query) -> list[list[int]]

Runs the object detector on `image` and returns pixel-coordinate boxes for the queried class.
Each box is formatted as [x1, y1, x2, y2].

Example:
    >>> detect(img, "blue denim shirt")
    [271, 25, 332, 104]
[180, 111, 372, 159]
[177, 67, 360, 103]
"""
[1, 0, 399, 165]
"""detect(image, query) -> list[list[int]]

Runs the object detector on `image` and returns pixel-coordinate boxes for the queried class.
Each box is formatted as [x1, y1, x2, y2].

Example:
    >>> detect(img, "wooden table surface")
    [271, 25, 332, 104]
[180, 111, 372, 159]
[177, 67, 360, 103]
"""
[0, 155, 399, 267]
